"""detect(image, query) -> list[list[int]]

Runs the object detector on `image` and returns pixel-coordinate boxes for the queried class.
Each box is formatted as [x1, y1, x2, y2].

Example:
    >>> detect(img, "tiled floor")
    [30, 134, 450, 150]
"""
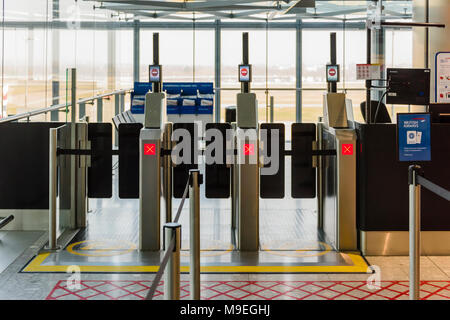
[46, 280, 450, 300]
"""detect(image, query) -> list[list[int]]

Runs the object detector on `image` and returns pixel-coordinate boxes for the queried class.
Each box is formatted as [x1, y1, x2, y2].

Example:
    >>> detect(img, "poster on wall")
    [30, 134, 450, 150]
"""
[435, 52, 450, 103]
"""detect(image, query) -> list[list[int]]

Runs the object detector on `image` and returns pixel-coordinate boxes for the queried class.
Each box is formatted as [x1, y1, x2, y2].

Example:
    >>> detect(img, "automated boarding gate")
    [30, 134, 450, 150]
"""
[12, 32, 357, 254]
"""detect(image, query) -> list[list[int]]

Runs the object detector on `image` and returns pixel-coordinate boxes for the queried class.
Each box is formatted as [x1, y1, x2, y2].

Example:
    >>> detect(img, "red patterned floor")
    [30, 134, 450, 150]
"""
[46, 280, 450, 300]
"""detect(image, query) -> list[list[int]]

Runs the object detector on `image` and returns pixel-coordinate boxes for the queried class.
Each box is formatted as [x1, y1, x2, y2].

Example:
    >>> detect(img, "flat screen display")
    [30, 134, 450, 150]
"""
[239, 65, 252, 82]
[149, 65, 161, 83]
[387, 68, 430, 105]
[326, 64, 340, 82]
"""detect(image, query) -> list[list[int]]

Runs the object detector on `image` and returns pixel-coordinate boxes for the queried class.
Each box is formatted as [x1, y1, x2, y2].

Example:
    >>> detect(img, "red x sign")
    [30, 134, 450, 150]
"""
[144, 143, 156, 155]
[244, 143, 254, 156]
[342, 144, 353, 156]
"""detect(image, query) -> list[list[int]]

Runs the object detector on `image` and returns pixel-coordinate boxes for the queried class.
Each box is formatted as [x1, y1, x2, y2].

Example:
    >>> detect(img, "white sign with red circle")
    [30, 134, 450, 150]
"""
[149, 65, 161, 82]
[326, 65, 339, 82]
[239, 65, 250, 82]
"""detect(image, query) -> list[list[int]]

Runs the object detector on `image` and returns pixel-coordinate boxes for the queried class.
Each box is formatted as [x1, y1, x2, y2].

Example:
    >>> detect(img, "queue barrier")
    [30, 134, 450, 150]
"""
[408, 165, 450, 300]
[0, 215, 14, 229]
[146, 170, 203, 300]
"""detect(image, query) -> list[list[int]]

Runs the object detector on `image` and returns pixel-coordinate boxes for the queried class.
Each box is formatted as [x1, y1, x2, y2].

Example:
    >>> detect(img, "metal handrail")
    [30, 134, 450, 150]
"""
[216, 87, 366, 91]
[0, 88, 132, 124]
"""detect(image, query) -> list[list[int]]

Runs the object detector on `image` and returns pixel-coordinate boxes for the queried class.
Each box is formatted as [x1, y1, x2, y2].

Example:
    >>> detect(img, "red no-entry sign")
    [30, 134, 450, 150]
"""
[244, 143, 254, 156]
[144, 143, 156, 155]
[342, 144, 353, 156]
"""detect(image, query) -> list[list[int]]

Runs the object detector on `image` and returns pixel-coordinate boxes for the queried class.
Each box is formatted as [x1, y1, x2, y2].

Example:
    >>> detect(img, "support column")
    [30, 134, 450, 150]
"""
[214, 19, 221, 123]
[107, 30, 116, 91]
[371, 1, 386, 104]
[25, 27, 34, 109]
[133, 19, 140, 83]
[51, 0, 60, 121]
[371, 27, 386, 103]
[295, 19, 302, 123]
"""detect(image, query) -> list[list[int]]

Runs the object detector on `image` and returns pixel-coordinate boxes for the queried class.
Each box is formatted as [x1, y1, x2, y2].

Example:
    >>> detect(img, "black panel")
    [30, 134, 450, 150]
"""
[0, 122, 64, 209]
[357, 122, 450, 231]
[88, 123, 112, 198]
[173, 123, 198, 198]
[260, 123, 285, 198]
[205, 123, 230, 198]
[118, 123, 143, 199]
[291, 123, 316, 199]
[386, 68, 430, 105]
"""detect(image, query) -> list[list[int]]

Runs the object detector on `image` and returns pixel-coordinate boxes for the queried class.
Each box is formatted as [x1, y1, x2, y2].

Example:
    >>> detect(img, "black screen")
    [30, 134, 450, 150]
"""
[386, 68, 430, 105]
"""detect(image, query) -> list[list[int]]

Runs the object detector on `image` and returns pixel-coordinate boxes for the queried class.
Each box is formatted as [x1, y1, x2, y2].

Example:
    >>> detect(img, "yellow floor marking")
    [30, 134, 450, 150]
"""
[261, 241, 332, 258]
[66, 240, 136, 257]
[23, 251, 369, 273]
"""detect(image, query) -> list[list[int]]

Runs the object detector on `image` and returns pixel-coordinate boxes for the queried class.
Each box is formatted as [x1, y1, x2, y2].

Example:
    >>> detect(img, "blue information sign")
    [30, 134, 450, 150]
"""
[397, 113, 431, 162]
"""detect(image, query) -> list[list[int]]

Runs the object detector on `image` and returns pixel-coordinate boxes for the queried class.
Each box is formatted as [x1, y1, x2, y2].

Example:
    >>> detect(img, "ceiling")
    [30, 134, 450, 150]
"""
[86, 0, 413, 22]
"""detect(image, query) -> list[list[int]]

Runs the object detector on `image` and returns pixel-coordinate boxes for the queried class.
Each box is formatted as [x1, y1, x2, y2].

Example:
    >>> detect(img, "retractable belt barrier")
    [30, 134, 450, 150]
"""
[0, 215, 14, 229]
[408, 165, 450, 300]
[416, 175, 450, 202]
[146, 170, 203, 300]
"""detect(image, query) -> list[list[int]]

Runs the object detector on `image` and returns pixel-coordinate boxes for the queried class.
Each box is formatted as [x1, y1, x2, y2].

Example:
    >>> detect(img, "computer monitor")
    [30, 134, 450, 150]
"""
[386, 68, 430, 105]
[429, 103, 450, 123]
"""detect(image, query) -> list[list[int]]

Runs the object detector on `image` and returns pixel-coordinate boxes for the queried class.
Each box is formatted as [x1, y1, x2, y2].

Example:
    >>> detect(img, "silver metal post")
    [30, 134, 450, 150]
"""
[317, 121, 324, 229]
[164, 222, 181, 300]
[79, 102, 86, 121]
[114, 94, 120, 147]
[47, 128, 60, 250]
[189, 170, 201, 300]
[120, 93, 125, 113]
[409, 165, 421, 300]
[70, 68, 77, 229]
[231, 123, 237, 233]
[97, 98, 103, 123]
[164, 123, 173, 223]
[270, 96, 274, 123]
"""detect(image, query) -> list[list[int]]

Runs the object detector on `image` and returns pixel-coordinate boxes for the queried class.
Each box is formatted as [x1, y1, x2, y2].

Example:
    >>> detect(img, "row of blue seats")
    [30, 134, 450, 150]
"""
[131, 82, 214, 115]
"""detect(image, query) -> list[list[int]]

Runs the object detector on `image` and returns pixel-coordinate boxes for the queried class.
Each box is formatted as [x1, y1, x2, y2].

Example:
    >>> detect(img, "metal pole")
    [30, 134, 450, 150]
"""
[47, 128, 59, 250]
[409, 165, 421, 300]
[133, 19, 140, 83]
[214, 19, 221, 123]
[270, 96, 274, 123]
[329, 32, 337, 93]
[164, 123, 173, 223]
[114, 94, 120, 147]
[120, 93, 125, 113]
[164, 222, 181, 300]
[70, 68, 77, 229]
[317, 121, 324, 230]
[189, 170, 201, 300]
[79, 102, 86, 121]
[231, 123, 237, 232]
[296, 19, 302, 123]
[97, 98, 103, 123]
[366, 28, 372, 124]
